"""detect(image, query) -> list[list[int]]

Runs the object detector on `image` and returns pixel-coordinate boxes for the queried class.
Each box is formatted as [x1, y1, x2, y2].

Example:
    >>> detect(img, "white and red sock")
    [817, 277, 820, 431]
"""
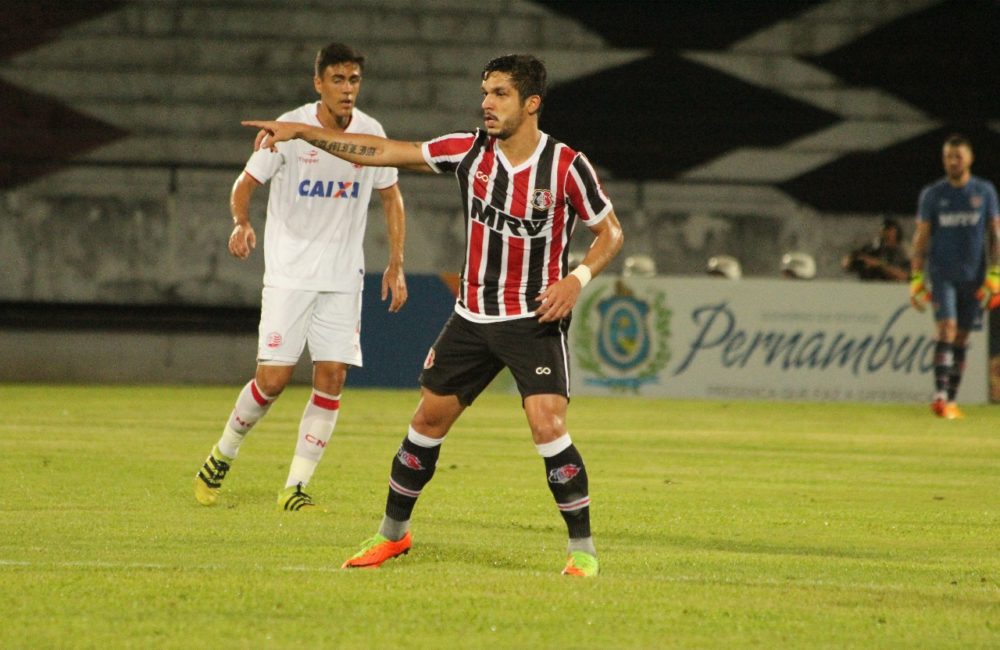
[284, 390, 341, 488]
[217, 380, 276, 459]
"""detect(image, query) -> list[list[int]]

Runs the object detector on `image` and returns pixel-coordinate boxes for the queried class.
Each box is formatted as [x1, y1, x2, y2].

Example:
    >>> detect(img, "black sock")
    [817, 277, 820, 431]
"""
[384, 435, 441, 523]
[948, 345, 966, 401]
[934, 340, 953, 395]
[543, 444, 591, 539]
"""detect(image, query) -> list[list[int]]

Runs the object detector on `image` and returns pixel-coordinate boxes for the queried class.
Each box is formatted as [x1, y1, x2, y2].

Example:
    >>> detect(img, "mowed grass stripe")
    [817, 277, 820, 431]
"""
[1, 384, 998, 648]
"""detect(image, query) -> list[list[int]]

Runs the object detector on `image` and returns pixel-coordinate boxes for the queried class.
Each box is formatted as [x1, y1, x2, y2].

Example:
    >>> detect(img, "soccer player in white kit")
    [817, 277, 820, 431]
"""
[194, 43, 408, 511]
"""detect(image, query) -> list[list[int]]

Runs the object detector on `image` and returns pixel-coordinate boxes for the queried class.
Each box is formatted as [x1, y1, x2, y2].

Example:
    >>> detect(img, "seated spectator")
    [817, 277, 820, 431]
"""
[781, 251, 816, 280]
[706, 255, 742, 279]
[841, 218, 909, 282]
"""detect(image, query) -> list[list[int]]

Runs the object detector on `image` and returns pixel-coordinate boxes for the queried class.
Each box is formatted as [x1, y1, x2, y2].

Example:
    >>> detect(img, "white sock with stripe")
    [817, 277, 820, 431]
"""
[285, 390, 341, 488]
[217, 380, 275, 459]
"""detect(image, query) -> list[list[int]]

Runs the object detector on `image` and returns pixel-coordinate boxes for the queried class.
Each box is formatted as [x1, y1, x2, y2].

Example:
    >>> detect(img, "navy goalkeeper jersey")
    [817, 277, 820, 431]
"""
[917, 175, 999, 282]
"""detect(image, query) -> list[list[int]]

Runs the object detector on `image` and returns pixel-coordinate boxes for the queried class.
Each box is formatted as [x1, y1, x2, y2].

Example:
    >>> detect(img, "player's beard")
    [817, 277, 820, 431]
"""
[492, 108, 527, 141]
[946, 167, 969, 183]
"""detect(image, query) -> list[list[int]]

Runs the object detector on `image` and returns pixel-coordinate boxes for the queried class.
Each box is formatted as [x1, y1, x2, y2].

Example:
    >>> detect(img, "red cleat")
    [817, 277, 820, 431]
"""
[931, 398, 946, 417]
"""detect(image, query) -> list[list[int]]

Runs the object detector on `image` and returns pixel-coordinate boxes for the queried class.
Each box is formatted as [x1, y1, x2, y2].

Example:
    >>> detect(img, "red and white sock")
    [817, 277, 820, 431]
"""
[217, 380, 276, 459]
[285, 390, 340, 488]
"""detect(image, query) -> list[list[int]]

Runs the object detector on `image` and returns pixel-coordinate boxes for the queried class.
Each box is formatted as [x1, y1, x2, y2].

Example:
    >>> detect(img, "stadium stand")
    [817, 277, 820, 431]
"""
[2, 0, 999, 390]
[1, 0, 997, 296]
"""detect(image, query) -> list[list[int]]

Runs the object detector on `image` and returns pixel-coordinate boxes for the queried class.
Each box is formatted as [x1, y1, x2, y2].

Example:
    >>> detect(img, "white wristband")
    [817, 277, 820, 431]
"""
[570, 264, 592, 288]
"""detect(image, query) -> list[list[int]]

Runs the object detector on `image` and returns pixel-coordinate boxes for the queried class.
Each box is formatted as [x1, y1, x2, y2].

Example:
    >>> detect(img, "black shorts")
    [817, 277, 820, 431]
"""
[419, 313, 570, 406]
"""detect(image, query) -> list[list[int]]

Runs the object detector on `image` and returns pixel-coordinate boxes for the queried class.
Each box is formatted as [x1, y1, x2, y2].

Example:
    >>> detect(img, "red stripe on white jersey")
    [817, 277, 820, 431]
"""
[463, 147, 496, 312]
[566, 155, 611, 224]
[509, 167, 531, 218]
[503, 236, 525, 315]
[472, 147, 495, 202]
[427, 134, 476, 159]
[547, 146, 576, 287]
[465, 221, 485, 313]
[499, 167, 533, 315]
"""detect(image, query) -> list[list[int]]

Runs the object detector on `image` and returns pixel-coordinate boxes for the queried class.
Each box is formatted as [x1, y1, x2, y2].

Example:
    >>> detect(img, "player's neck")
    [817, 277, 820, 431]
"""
[947, 171, 971, 187]
[497, 124, 541, 167]
[317, 105, 352, 132]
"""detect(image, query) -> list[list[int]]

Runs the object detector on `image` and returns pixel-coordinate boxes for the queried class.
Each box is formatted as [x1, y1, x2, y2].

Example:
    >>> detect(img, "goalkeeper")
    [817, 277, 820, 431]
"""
[910, 134, 1000, 419]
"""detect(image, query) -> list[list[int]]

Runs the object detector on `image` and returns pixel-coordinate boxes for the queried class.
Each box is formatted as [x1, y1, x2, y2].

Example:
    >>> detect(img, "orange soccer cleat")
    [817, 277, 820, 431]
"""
[561, 551, 599, 578]
[341, 532, 412, 569]
[942, 403, 964, 420]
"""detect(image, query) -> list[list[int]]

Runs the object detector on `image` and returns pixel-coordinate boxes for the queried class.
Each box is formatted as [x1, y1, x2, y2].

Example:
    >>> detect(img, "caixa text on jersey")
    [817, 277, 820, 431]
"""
[298, 179, 361, 198]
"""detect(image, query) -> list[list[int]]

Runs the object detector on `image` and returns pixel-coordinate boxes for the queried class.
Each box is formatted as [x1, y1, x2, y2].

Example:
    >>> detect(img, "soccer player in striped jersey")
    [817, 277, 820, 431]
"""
[194, 43, 409, 511]
[910, 134, 1000, 419]
[244, 54, 623, 576]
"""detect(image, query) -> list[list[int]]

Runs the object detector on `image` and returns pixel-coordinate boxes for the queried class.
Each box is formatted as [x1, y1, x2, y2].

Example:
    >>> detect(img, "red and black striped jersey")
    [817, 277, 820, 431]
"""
[422, 129, 612, 321]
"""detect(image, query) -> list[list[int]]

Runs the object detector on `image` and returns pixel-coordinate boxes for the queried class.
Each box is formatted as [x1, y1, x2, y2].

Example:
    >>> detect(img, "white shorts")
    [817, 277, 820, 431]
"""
[257, 286, 363, 366]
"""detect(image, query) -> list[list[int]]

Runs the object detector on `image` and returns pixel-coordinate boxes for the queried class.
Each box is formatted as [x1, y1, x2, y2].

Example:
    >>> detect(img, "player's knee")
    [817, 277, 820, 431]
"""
[254, 379, 286, 397]
[409, 411, 450, 438]
[524, 395, 567, 444]
[410, 395, 462, 437]
[528, 414, 566, 445]
[313, 362, 348, 394]
[255, 366, 293, 397]
[937, 323, 957, 341]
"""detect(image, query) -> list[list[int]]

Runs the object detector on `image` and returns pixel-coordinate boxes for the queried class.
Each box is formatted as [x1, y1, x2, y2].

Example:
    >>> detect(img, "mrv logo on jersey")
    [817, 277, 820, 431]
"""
[471, 197, 548, 236]
[298, 179, 361, 198]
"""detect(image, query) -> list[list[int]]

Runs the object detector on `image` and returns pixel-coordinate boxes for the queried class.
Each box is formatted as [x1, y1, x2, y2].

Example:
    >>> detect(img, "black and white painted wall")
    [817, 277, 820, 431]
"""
[1, 0, 997, 307]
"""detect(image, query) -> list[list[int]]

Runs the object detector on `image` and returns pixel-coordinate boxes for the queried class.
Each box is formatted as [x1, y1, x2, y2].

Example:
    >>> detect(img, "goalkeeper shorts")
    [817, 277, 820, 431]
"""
[930, 277, 983, 331]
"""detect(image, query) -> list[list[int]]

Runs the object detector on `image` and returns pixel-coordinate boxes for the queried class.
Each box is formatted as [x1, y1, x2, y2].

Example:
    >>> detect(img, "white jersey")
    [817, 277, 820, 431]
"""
[244, 102, 398, 292]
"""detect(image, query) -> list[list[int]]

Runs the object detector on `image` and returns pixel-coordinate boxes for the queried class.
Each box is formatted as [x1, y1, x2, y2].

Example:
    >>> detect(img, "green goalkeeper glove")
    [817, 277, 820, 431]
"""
[976, 265, 1000, 310]
[909, 270, 930, 311]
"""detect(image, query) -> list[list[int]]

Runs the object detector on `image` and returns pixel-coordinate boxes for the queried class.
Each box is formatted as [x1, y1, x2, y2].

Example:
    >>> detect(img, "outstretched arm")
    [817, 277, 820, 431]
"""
[536, 211, 625, 323]
[241, 120, 432, 172]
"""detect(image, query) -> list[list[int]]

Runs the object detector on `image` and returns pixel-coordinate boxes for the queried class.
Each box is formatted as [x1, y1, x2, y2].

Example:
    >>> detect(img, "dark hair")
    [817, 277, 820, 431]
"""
[944, 133, 972, 152]
[881, 217, 901, 235]
[481, 54, 547, 105]
[315, 42, 365, 77]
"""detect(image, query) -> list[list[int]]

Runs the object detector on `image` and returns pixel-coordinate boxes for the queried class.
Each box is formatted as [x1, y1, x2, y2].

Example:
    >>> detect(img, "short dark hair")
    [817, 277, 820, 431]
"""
[315, 42, 365, 77]
[482, 54, 547, 105]
[881, 217, 901, 236]
[944, 133, 972, 152]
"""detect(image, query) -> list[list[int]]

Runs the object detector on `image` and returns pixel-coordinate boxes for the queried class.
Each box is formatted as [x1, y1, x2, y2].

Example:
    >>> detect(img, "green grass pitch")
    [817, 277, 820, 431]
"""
[1, 384, 999, 648]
